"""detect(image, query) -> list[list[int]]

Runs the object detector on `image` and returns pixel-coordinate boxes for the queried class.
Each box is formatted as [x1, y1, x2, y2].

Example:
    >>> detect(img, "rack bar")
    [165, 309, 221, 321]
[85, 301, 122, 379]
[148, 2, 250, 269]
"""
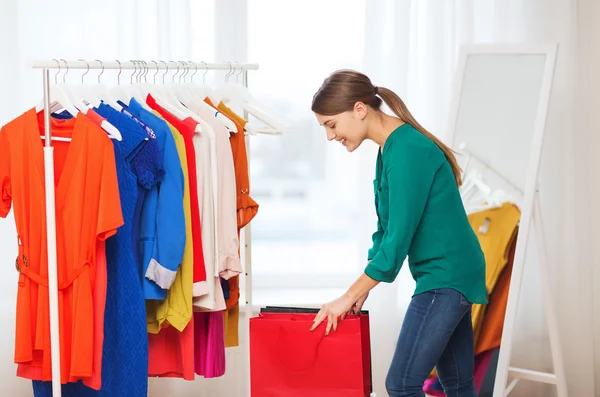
[32, 60, 259, 71]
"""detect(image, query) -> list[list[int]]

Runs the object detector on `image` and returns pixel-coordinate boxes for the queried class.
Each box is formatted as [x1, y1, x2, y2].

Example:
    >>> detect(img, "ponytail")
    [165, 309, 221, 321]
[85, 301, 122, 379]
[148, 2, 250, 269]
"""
[377, 87, 463, 186]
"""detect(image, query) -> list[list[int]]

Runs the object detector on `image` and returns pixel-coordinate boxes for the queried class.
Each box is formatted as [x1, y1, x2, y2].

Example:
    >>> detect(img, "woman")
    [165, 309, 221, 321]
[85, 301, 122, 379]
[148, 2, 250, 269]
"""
[309, 70, 487, 397]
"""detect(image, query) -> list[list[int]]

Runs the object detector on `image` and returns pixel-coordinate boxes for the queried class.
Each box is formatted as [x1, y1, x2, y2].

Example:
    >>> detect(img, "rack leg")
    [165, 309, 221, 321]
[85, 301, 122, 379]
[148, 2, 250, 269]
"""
[43, 68, 62, 396]
[532, 195, 567, 397]
[242, 69, 254, 397]
[493, 201, 532, 396]
[493, 192, 567, 396]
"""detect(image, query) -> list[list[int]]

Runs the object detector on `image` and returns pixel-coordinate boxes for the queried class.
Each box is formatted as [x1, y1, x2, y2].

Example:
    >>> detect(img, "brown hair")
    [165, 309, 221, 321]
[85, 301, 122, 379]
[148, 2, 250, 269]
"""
[312, 69, 462, 186]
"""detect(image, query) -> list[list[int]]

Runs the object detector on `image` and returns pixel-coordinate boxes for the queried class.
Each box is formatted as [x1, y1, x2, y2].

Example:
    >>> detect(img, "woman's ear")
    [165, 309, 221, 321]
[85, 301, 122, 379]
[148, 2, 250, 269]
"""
[353, 101, 368, 120]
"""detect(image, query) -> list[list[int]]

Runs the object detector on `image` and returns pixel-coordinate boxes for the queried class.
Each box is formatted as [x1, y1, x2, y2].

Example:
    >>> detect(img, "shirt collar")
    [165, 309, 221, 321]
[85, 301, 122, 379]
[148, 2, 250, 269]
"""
[128, 97, 144, 117]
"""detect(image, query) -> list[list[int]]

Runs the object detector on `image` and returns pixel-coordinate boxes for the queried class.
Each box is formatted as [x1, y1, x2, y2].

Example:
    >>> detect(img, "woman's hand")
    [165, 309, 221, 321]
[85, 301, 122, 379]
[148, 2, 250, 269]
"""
[310, 293, 357, 336]
[310, 272, 378, 335]
[350, 291, 369, 315]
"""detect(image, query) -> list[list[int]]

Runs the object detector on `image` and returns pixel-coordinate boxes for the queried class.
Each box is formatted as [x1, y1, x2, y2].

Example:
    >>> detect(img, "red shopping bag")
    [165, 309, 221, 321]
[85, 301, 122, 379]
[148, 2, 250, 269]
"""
[250, 308, 372, 397]
[260, 306, 372, 395]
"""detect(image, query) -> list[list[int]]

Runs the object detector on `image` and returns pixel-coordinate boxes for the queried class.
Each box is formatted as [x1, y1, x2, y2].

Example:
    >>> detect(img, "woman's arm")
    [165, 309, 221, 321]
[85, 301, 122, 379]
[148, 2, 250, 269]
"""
[310, 272, 379, 335]
[346, 271, 379, 306]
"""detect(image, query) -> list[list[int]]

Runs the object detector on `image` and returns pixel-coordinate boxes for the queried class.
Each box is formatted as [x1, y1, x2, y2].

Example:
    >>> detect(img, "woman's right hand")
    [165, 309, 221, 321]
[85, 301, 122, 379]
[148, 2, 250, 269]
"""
[348, 292, 369, 316]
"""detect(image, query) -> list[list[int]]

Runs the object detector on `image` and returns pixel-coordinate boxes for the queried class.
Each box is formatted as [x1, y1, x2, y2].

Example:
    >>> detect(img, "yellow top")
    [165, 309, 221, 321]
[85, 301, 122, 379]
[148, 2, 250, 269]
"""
[218, 101, 248, 128]
[146, 113, 194, 333]
[470, 202, 520, 341]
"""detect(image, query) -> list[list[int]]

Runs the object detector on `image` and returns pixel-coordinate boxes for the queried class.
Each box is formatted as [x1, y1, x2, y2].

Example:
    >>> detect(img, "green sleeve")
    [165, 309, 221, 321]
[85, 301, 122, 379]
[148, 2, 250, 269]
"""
[365, 146, 440, 282]
[367, 179, 384, 260]
[367, 223, 383, 260]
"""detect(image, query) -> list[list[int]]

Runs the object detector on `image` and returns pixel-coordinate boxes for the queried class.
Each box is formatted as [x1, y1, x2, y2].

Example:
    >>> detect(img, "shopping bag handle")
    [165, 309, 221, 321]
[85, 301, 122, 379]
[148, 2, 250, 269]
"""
[275, 323, 326, 372]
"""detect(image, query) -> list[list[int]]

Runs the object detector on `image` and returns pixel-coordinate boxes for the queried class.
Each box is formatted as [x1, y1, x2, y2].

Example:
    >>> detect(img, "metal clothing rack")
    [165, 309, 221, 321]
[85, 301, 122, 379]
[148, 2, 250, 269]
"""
[32, 59, 259, 396]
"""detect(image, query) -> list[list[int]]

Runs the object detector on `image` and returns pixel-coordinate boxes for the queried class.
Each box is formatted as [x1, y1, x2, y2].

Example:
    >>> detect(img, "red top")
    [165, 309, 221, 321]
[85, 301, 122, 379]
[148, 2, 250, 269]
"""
[146, 95, 207, 291]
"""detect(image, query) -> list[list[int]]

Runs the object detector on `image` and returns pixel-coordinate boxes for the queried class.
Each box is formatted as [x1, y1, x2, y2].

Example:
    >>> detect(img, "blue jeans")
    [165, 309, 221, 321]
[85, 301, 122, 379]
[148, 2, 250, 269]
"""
[385, 288, 476, 397]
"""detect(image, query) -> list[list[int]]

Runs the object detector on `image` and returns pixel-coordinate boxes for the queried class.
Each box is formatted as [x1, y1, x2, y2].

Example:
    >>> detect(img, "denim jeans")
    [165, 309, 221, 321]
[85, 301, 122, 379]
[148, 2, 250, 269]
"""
[385, 288, 476, 397]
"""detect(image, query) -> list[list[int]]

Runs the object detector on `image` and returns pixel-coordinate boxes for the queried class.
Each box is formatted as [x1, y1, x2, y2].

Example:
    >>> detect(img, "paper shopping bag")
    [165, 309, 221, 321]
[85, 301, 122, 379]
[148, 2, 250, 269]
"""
[250, 309, 370, 397]
[260, 306, 373, 396]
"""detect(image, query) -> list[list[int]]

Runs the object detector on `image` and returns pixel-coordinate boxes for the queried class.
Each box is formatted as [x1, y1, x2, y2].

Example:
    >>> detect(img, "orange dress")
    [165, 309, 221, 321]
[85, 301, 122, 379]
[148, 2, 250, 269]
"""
[214, 102, 259, 347]
[0, 109, 123, 384]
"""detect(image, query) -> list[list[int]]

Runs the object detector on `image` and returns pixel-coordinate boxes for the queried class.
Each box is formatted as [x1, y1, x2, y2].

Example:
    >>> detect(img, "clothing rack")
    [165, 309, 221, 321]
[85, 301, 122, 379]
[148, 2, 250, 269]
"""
[32, 59, 259, 396]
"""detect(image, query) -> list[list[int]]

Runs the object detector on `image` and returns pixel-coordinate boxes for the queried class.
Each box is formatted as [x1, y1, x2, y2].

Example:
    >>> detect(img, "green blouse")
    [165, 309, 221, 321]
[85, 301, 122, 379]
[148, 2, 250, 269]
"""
[365, 124, 488, 304]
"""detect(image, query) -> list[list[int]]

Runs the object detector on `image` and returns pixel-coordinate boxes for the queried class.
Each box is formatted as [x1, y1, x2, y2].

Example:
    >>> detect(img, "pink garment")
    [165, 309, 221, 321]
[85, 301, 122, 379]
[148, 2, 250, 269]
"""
[194, 311, 226, 378]
[423, 349, 495, 396]
[423, 377, 445, 397]
[473, 349, 494, 391]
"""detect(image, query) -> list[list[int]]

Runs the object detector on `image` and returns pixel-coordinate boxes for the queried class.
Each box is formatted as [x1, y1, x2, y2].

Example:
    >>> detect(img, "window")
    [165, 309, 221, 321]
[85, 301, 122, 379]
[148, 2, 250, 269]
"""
[245, 0, 367, 294]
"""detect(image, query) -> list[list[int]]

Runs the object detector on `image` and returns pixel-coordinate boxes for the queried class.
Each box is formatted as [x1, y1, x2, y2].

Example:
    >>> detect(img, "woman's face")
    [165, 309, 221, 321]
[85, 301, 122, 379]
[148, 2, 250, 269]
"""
[315, 103, 368, 152]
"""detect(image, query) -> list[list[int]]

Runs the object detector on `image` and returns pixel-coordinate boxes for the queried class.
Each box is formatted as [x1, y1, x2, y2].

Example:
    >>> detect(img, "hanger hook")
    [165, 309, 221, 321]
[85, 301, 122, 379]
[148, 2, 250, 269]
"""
[185, 61, 191, 83]
[115, 60, 122, 85]
[170, 61, 179, 83]
[224, 62, 231, 83]
[151, 61, 159, 84]
[136, 60, 141, 83]
[235, 62, 243, 83]
[179, 61, 186, 83]
[135, 60, 142, 83]
[60, 59, 68, 83]
[143, 60, 149, 83]
[52, 59, 61, 85]
[129, 60, 137, 84]
[161, 61, 169, 84]
[230, 62, 236, 82]
[190, 61, 198, 82]
[78, 59, 90, 84]
[95, 60, 104, 83]
[201, 61, 208, 84]
[130, 60, 136, 84]
[184, 61, 190, 83]
[179, 61, 189, 83]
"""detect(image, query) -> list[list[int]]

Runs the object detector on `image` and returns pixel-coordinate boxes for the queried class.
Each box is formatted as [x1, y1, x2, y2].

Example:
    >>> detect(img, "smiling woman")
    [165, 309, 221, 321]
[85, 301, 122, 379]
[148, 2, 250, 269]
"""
[310, 69, 487, 397]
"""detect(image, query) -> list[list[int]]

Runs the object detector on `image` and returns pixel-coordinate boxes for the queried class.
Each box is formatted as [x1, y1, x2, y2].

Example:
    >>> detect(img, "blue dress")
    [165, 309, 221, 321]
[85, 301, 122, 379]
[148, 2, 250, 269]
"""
[124, 98, 186, 301]
[33, 104, 163, 397]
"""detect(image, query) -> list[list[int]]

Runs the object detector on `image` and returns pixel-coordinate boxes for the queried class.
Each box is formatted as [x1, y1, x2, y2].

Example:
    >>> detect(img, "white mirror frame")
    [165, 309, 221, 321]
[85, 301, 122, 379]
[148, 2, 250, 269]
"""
[444, 43, 566, 397]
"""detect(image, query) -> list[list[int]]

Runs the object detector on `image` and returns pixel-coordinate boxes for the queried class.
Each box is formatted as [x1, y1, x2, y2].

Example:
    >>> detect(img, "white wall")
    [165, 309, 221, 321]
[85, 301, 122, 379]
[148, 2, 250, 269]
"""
[577, 1, 600, 396]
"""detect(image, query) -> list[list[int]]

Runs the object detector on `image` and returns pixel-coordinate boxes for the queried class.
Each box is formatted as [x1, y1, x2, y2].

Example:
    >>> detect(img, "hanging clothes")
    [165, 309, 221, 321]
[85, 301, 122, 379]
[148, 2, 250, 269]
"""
[34, 110, 113, 392]
[0, 109, 123, 385]
[186, 99, 241, 311]
[469, 203, 520, 342]
[216, 101, 260, 347]
[33, 103, 162, 397]
[475, 230, 517, 355]
[194, 311, 226, 378]
[427, 202, 520, 383]
[2, 64, 268, 392]
[145, 113, 194, 334]
[136, 99, 186, 301]
[146, 95, 209, 297]
[143, 100, 195, 381]
[190, 117, 223, 310]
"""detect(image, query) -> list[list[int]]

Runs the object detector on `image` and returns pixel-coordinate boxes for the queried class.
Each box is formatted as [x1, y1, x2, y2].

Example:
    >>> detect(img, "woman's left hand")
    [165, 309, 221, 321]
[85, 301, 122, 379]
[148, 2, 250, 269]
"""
[310, 294, 354, 335]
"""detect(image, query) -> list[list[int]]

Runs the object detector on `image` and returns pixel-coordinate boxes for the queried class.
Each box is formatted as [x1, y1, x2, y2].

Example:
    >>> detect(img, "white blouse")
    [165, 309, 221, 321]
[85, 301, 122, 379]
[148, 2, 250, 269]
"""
[189, 102, 241, 311]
